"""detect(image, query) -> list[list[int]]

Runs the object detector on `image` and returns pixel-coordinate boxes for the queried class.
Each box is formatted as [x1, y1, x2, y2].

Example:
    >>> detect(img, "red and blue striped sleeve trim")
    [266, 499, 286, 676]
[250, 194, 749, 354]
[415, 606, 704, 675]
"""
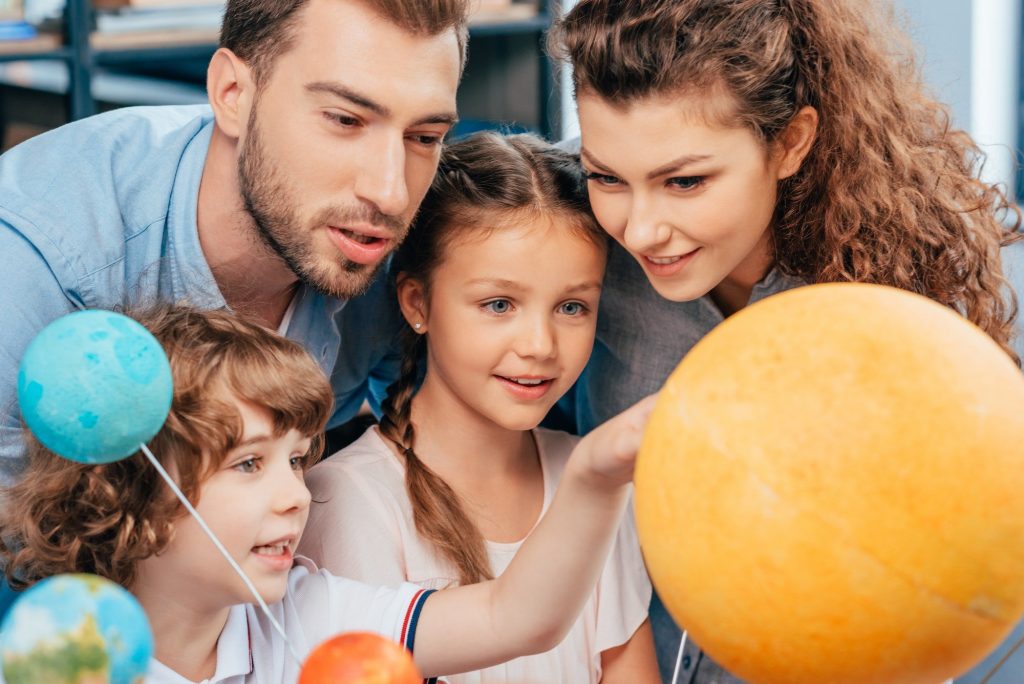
[400, 587, 437, 684]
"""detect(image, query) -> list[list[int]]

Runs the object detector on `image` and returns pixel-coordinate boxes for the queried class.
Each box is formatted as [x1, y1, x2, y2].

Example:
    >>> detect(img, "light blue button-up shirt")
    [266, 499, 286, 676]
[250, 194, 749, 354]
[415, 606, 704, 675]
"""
[0, 105, 403, 484]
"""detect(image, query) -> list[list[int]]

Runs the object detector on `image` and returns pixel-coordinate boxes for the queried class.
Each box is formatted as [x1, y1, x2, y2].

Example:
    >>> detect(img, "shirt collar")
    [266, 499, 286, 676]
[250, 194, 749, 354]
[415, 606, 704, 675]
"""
[210, 604, 254, 681]
[147, 605, 252, 684]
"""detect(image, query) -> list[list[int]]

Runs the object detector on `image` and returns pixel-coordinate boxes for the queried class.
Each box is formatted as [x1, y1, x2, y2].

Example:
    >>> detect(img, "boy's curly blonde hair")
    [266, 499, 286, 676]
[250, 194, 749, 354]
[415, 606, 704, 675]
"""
[0, 305, 334, 590]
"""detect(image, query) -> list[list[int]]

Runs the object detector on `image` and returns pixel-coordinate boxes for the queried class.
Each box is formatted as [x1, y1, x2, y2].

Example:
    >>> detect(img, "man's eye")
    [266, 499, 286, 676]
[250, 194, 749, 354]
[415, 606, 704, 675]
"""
[410, 134, 443, 147]
[325, 112, 359, 127]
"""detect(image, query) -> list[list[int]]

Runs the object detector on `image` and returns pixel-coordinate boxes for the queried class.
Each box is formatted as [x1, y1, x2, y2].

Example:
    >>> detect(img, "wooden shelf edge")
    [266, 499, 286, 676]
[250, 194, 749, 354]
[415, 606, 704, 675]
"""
[0, 33, 63, 56]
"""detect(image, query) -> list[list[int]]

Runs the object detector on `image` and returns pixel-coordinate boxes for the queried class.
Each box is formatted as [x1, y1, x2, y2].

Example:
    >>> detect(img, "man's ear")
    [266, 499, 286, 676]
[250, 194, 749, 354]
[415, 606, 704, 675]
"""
[396, 273, 429, 334]
[773, 106, 819, 180]
[207, 47, 256, 140]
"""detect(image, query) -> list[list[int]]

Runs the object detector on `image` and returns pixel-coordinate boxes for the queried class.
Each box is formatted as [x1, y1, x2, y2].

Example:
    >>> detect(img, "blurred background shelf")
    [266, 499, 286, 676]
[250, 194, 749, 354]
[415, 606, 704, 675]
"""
[0, 0, 561, 150]
[0, 31, 63, 59]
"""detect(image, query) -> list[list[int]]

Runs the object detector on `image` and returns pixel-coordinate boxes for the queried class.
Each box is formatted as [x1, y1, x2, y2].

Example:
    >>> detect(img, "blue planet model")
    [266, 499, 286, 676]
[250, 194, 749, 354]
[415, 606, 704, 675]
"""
[0, 574, 153, 684]
[17, 310, 173, 463]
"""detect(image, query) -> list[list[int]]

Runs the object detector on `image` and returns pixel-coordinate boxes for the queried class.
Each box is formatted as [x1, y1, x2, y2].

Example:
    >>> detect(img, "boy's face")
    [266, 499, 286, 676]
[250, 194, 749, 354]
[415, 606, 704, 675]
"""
[143, 398, 313, 607]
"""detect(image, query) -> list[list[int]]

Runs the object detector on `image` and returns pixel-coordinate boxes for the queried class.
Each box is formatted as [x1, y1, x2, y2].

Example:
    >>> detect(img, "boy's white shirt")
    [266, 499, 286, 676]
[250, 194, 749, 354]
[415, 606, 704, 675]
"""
[145, 557, 429, 684]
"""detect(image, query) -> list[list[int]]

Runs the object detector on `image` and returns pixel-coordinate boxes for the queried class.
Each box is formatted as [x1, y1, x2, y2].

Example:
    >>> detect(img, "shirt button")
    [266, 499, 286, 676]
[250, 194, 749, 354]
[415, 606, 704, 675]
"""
[683, 654, 692, 669]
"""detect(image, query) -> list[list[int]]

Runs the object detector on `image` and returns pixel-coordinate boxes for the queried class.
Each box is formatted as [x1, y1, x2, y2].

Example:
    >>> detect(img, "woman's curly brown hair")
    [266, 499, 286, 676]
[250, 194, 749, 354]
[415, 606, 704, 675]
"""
[550, 0, 1022, 361]
[0, 305, 334, 590]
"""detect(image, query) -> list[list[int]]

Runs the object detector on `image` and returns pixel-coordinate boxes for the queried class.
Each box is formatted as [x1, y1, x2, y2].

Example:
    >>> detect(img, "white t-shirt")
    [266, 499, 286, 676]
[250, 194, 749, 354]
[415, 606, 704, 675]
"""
[147, 558, 431, 684]
[300, 426, 652, 684]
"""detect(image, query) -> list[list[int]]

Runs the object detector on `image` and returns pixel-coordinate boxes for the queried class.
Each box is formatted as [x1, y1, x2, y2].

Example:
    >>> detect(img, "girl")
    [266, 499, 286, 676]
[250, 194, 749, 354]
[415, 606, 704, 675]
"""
[299, 133, 659, 683]
[0, 305, 655, 684]
[548, 0, 1024, 681]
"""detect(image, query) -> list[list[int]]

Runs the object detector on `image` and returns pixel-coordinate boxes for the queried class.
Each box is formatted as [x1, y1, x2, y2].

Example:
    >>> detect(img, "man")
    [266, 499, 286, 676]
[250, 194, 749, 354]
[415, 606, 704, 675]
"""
[0, 0, 466, 482]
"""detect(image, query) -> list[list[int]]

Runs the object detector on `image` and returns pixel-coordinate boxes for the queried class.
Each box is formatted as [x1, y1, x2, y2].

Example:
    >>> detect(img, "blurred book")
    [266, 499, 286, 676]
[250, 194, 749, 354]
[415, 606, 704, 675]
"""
[93, 0, 222, 8]
[0, 20, 35, 40]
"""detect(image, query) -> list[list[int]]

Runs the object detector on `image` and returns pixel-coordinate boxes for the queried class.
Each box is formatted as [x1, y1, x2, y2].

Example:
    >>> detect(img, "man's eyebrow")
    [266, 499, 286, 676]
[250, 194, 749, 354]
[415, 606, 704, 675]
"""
[306, 81, 458, 127]
[581, 148, 712, 180]
[307, 81, 388, 116]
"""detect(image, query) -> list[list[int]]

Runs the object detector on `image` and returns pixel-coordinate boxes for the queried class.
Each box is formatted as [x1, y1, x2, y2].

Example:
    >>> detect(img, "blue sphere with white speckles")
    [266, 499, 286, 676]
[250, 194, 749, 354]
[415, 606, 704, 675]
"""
[17, 310, 173, 463]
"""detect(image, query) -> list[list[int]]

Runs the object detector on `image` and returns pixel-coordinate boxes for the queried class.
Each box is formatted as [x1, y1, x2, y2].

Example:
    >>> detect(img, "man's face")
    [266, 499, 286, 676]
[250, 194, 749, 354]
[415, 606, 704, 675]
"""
[238, 0, 461, 299]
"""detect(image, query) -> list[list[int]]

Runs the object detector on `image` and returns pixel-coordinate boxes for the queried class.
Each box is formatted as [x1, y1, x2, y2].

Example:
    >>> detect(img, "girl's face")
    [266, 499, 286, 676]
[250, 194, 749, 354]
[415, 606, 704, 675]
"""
[402, 215, 606, 432]
[137, 399, 313, 609]
[576, 91, 807, 303]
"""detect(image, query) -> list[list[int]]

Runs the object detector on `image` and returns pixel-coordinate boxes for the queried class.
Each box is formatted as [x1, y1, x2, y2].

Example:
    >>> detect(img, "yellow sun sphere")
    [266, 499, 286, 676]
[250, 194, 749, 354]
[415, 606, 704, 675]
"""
[635, 283, 1024, 684]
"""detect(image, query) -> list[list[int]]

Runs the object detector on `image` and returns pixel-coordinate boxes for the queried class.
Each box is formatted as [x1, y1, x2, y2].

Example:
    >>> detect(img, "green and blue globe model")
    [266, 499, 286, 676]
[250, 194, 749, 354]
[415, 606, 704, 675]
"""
[0, 574, 153, 684]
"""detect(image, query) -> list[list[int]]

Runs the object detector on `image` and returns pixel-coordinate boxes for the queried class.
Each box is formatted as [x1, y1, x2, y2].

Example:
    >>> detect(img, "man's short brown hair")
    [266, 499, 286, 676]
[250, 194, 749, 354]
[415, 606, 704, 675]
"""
[220, 0, 470, 84]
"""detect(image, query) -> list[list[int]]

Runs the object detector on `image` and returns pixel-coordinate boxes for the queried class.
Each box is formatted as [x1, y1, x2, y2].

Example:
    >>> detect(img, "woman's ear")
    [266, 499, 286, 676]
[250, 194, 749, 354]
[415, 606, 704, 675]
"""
[773, 106, 819, 180]
[207, 47, 256, 140]
[396, 273, 428, 334]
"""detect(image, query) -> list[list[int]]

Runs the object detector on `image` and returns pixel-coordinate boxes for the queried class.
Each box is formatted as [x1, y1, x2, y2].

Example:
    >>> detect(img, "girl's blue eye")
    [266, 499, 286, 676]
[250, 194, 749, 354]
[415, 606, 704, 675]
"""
[484, 299, 512, 314]
[290, 454, 308, 471]
[560, 301, 587, 316]
[669, 176, 704, 190]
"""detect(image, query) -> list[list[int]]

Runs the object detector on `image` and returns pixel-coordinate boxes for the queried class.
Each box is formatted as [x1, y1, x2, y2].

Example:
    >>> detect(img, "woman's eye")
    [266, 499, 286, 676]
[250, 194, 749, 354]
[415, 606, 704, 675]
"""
[559, 301, 587, 316]
[584, 171, 621, 186]
[668, 176, 704, 190]
[483, 299, 512, 314]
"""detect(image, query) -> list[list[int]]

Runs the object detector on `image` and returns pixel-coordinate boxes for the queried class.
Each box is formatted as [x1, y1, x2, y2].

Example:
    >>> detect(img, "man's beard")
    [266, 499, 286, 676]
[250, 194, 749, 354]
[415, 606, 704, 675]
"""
[237, 105, 408, 299]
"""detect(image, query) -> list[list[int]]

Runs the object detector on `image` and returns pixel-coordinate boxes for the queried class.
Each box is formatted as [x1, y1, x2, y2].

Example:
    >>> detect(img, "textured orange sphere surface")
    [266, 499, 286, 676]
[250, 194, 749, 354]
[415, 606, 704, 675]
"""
[636, 283, 1024, 684]
[299, 632, 422, 684]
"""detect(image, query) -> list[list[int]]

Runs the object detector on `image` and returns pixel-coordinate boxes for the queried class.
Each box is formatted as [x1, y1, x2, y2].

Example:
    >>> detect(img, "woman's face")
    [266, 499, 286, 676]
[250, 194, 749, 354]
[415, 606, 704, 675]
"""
[577, 91, 798, 303]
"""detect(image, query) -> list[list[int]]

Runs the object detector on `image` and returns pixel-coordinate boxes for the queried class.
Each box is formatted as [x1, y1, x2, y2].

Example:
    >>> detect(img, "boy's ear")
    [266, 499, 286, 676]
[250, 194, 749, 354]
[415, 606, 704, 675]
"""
[396, 273, 428, 333]
[207, 47, 256, 140]
[773, 106, 818, 180]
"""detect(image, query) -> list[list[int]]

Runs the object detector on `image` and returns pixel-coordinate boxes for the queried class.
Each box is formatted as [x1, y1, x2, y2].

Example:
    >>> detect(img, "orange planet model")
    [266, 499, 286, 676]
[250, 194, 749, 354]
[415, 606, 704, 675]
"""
[636, 283, 1024, 684]
[299, 632, 423, 684]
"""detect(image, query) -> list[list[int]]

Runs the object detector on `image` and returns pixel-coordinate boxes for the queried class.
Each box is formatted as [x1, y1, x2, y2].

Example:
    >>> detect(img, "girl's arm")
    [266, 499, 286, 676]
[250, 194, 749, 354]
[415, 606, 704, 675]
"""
[599, 619, 660, 683]
[412, 396, 656, 678]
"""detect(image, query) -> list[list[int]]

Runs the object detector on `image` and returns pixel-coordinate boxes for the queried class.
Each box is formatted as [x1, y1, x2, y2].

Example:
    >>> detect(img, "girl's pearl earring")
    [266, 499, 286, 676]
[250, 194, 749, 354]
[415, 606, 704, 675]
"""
[414, 323, 423, 330]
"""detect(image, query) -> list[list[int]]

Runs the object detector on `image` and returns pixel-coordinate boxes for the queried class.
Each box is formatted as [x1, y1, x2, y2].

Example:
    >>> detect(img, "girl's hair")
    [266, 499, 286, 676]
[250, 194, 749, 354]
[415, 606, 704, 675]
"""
[378, 132, 606, 585]
[0, 305, 334, 590]
[550, 0, 1022, 361]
